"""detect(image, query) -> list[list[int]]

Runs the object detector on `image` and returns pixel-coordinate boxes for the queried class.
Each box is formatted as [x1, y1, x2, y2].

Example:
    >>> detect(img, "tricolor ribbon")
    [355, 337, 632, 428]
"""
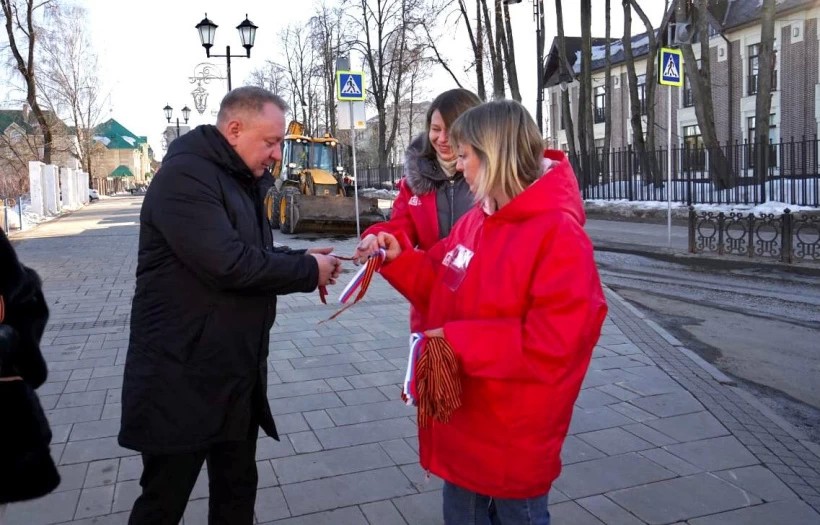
[402, 333, 425, 406]
[319, 249, 386, 323]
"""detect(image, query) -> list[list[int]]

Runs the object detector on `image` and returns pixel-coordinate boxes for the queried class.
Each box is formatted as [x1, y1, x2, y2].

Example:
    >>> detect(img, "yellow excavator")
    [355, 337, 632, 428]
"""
[264, 121, 384, 234]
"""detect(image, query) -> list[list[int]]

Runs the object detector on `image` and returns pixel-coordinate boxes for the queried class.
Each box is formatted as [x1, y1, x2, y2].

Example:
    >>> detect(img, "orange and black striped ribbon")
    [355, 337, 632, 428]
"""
[319, 253, 383, 323]
[415, 337, 462, 428]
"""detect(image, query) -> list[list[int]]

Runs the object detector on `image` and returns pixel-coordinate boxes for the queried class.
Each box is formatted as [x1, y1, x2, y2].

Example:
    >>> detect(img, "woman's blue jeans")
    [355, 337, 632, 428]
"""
[442, 481, 551, 525]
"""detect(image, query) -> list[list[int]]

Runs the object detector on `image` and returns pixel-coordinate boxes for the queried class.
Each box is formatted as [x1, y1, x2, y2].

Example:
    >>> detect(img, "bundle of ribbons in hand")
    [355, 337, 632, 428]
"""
[403, 333, 462, 428]
[319, 249, 385, 322]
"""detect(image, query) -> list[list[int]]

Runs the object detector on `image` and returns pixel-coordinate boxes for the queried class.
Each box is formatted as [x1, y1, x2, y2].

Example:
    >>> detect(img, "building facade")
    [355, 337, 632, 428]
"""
[91, 119, 154, 194]
[543, 0, 819, 157]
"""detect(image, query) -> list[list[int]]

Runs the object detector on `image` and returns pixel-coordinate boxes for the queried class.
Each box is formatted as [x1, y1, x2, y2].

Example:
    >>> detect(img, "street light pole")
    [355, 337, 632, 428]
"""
[195, 14, 258, 92]
[163, 104, 191, 140]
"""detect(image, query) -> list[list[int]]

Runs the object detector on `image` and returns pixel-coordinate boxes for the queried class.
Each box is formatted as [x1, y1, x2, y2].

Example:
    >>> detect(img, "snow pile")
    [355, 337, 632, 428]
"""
[358, 188, 399, 200]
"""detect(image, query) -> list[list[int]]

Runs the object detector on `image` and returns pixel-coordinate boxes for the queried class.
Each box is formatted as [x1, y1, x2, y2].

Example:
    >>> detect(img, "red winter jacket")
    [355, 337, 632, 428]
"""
[380, 150, 607, 498]
[363, 138, 473, 331]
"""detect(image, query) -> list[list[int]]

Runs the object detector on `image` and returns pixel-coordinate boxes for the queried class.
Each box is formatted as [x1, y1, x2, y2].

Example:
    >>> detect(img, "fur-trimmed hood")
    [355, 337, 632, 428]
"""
[403, 134, 459, 195]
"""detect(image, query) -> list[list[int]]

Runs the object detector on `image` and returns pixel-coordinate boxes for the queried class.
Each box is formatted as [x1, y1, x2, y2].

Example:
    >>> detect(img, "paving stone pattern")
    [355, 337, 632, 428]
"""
[3, 197, 818, 524]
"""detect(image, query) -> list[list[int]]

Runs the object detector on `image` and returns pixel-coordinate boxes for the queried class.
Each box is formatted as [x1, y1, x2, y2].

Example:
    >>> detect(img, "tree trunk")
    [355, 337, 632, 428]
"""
[754, 0, 776, 194]
[579, 0, 597, 187]
[2, 0, 53, 164]
[679, 0, 733, 189]
[555, 0, 578, 165]
[631, 0, 662, 185]
[471, 0, 487, 100]
[502, 1, 521, 102]
[603, 0, 612, 178]
[480, 0, 504, 99]
[622, 1, 653, 185]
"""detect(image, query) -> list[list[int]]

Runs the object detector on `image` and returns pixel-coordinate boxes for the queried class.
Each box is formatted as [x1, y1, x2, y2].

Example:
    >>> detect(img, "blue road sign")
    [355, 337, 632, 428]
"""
[336, 70, 366, 101]
[658, 48, 683, 87]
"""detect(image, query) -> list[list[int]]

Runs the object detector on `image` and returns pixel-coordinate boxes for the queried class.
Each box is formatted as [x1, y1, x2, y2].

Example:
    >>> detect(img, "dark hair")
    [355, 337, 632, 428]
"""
[216, 86, 289, 126]
[419, 88, 481, 160]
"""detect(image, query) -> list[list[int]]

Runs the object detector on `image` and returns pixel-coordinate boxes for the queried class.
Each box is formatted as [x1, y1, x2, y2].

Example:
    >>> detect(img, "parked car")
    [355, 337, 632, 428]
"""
[88, 188, 99, 201]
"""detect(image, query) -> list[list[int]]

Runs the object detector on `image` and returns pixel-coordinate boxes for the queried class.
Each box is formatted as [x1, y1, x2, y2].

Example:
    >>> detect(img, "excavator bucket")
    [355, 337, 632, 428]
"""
[279, 193, 386, 235]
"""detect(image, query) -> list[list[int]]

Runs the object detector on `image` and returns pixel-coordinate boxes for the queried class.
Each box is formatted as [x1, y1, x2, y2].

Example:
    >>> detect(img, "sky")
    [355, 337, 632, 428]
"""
[58, 1, 665, 159]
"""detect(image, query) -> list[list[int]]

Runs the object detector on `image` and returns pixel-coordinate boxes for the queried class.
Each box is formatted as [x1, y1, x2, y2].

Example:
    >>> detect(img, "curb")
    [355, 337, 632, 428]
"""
[604, 286, 820, 457]
[728, 386, 820, 460]
[603, 287, 735, 386]
[594, 241, 820, 276]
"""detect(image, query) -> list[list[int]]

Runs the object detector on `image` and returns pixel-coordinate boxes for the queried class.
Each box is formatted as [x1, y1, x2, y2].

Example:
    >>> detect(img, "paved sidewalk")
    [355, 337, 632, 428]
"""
[4, 196, 819, 524]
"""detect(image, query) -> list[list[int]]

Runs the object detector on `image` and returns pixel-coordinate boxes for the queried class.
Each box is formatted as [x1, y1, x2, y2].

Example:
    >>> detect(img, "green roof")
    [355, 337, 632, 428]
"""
[110, 165, 134, 178]
[0, 110, 34, 133]
[94, 119, 141, 150]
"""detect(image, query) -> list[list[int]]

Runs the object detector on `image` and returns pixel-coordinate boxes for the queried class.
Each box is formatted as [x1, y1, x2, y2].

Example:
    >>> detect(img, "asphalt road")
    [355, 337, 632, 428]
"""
[595, 250, 820, 442]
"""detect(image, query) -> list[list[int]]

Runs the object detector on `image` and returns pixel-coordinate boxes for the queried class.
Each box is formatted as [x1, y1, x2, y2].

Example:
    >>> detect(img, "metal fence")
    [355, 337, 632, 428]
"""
[354, 165, 403, 190]
[573, 136, 819, 207]
[689, 207, 820, 263]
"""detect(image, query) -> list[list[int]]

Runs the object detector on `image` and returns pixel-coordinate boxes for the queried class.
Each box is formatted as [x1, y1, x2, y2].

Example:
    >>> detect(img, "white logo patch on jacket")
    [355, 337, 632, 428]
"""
[408, 196, 421, 206]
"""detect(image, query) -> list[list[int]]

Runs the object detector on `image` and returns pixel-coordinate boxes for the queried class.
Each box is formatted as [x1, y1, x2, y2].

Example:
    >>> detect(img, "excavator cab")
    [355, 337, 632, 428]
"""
[264, 121, 384, 235]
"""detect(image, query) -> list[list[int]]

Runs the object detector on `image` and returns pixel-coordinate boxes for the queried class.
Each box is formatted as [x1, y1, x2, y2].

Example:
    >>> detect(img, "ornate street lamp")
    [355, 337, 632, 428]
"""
[163, 104, 191, 138]
[195, 13, 258, 92]
[504, 0, 545, 134]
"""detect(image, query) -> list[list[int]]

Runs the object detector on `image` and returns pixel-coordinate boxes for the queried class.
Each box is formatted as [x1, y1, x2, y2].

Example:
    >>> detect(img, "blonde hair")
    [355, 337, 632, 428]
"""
[449, 100, 543, 202]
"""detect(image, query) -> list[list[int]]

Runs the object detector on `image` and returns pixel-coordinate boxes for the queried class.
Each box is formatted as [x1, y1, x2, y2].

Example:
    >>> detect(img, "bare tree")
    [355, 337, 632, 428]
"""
[578, 0, 596, 184]
[500, 0, 520, 102]
[603, 0, 612, 176]
[678, 0, 732, 189]
[281, 24, 321, 131]
[1, 0, 56, 163]
[479, 0, 504, 98]
[247, 60, 290, 98]
[753, 0, 775, 191]
[37, 4, 106, 179]
[309, 2, 348, 135]
[345, 0, 421, 171]
[630, 0, 661, 184]
[554, 0, 577, 163]
[622, 0, 660, 184]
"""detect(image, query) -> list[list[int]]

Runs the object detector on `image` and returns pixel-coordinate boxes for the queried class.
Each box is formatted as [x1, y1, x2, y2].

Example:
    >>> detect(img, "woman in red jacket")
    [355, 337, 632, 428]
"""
[376, 100, 607, 524]
[353, 88, 480, 330]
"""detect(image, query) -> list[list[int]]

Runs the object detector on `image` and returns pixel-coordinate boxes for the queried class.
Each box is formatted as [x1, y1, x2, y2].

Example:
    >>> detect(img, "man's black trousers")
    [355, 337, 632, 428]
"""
[127, 439, 258, 525]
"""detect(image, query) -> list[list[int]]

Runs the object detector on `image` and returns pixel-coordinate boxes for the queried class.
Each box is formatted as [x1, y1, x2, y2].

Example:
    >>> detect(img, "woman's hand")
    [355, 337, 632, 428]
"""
[353, 234, 379, 265]
[377, 232, 402, 262]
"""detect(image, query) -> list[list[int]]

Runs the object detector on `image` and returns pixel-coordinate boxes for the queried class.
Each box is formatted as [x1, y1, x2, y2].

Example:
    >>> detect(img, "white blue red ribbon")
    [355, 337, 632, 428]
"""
[402, 332, 424, 406]
[338, 248, 386, 304]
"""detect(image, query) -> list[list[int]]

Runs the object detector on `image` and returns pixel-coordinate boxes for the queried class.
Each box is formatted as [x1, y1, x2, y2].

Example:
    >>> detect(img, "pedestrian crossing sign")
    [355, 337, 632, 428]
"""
[336, 70, 366, 101]
[658, 48, 683, 87]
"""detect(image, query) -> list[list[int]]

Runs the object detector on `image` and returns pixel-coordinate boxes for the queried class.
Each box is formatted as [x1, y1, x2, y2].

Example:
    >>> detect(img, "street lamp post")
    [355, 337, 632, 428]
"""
[195, 13, 258, 92]
[504, 0, 545, 134]
[163, 104, 191, 138]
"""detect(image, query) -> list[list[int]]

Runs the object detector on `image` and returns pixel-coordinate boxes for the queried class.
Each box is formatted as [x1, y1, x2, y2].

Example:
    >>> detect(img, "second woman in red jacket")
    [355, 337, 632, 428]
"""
[353, 88, 480, 330]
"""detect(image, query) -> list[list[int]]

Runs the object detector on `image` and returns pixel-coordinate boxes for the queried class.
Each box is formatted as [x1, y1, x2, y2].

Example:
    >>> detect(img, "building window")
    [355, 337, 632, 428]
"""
[594, 86, 606, 123]
[747, 114, 778, 168]
[747, 43, 777, 96]
[637, 75, 647, 115]
[682, 125, 705, 171]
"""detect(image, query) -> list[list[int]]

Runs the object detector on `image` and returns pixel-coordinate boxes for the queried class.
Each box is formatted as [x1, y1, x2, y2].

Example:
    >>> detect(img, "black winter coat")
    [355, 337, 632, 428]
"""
[119, 125, 319, 454]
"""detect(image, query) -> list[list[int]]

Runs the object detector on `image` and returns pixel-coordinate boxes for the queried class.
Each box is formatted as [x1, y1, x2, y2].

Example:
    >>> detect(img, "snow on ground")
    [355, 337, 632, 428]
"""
[586, 199, 819, 217]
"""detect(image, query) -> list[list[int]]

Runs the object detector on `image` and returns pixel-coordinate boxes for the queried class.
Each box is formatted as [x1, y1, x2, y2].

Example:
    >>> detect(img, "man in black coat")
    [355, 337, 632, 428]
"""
[119, 87, 341, 524]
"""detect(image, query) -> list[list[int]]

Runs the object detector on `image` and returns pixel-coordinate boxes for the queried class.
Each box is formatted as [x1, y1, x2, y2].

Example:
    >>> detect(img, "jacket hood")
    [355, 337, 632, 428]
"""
[163, 125, 254, 181]
[491, 150, 585, 226]
[404, 134, 458, 195]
